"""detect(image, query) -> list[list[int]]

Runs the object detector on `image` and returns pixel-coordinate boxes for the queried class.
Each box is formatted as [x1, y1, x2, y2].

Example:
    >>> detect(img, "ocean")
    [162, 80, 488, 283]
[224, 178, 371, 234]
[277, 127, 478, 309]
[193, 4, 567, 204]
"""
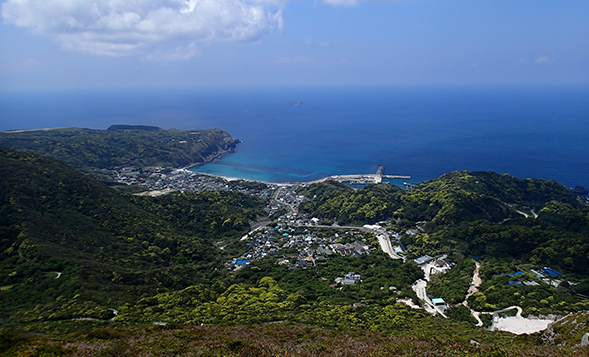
[1, 86, 588, 188]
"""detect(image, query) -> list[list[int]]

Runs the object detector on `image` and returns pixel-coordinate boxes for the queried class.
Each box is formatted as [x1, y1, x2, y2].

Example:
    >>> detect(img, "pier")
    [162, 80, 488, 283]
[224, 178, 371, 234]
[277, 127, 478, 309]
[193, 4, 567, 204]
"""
[324, 165, 411, 185]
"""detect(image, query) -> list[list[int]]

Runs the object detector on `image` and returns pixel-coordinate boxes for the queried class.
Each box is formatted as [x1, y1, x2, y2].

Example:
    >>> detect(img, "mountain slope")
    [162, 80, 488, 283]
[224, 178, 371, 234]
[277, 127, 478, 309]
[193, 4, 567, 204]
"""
[0, 126, 238, 169]
[0, 148, 264, 324]
[400, 171, 579, 224]
[298, 171, 579, 226]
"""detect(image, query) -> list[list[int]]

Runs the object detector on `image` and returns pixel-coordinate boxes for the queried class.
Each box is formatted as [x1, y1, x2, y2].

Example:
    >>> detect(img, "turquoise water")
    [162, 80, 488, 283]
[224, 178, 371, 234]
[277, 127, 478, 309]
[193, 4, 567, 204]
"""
[190, 86, 589, 187]
[2, 86, 588, 187]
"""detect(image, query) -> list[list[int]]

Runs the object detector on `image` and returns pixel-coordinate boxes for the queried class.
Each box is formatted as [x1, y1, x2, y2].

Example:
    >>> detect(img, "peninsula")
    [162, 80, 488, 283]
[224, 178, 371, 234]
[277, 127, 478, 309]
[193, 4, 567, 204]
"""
[0, 125, 239, 171]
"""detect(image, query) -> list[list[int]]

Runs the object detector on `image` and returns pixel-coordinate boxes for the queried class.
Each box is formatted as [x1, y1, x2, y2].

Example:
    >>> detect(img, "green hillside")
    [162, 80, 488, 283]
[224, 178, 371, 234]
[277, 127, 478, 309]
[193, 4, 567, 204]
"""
[0, 126, 238, 169]
[2, 149, 589, 356]
[400, 171, 579, 225]
[0, 148, 265, 326]
[298, 171, 579, 226]
[298, 173, 589, 316]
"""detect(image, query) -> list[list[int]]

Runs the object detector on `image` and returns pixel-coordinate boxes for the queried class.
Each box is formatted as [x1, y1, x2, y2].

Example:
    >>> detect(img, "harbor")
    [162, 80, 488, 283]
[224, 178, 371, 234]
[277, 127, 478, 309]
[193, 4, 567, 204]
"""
[311, 165, 411, 185]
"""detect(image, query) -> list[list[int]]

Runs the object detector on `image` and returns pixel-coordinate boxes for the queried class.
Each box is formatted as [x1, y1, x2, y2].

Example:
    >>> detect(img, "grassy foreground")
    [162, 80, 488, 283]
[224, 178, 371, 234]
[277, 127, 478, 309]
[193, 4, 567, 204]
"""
[2, 322, 586, 357]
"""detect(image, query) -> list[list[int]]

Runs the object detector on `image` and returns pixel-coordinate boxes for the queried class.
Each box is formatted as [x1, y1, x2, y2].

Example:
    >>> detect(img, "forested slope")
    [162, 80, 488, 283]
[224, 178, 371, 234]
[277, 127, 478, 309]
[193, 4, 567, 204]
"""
[0, 148, 264, 325]
[299, 171, 580, 226]
[0, 126, 238, 169]
[3, 148, 589, 355]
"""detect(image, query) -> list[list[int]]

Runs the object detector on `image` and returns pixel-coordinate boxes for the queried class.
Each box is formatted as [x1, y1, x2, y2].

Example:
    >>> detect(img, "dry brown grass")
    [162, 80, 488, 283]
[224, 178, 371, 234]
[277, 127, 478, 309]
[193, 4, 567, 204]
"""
[5, 323, 589, 357]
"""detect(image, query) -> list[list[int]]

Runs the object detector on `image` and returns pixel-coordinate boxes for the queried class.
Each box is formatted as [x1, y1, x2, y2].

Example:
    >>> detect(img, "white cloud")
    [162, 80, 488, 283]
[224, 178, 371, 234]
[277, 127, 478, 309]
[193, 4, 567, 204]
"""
[147, 42, 201, 61]
[534, 56, 553, 64]
[322, 0, 361, 6]
[2, 0, 284, 57]
[273, 56, 312, 65]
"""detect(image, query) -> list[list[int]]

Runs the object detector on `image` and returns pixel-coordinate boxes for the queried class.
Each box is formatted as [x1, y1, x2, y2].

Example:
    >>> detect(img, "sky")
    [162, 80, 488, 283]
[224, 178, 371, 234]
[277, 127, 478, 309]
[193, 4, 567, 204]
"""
[0, 0, 588, 89]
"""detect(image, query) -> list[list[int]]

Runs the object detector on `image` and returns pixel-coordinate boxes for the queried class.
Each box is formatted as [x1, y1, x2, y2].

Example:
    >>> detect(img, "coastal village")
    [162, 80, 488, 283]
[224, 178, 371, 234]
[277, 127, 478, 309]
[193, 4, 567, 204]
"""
[117, 165, 576, 336]
[120, 166, 459, 315]
[113, 166, 272, 198]
[224, 221, 374, 272]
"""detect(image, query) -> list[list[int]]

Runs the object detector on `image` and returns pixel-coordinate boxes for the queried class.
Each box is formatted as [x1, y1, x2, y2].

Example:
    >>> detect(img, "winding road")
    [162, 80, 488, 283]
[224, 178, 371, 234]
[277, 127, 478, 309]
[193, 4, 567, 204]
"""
[44, 271, 62, 279]
[72, 308, 118, 322]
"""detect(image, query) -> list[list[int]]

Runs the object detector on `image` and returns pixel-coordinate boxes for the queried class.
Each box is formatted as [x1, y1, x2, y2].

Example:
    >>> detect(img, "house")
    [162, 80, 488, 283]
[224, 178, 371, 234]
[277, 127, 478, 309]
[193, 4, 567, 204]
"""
[295, 260, 308, 268]
[414, 255, 434, 265]
[344, 272, 362, 283]
[343, 278, 356, 285]
[434, 259, 446, 268]
[442, 258, 455, 266]
[542, 267, 563, 277]
[353, 241, 370, 254]
[530, 269, 546, 278]
[317, 246, 332, 255]
[432, 298, 447, 313]
[430, 259, 452, 275]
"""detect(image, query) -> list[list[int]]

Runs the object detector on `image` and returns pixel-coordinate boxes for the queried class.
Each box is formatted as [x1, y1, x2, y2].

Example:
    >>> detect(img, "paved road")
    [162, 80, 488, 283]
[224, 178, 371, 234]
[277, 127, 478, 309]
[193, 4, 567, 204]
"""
[412, 279, 439, 315]
[250, 218, 271, 232]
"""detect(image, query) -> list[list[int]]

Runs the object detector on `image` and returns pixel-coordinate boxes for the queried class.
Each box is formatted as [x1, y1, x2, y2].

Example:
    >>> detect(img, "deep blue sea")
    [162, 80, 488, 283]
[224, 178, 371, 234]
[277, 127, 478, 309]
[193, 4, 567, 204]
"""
[1, 86, 588, 188]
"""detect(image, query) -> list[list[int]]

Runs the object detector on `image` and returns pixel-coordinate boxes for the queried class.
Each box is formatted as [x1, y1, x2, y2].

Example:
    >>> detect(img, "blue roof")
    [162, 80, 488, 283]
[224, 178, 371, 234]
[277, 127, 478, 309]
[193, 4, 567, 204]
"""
[542, 267, 562, 277]
[497, 271, 525, 277]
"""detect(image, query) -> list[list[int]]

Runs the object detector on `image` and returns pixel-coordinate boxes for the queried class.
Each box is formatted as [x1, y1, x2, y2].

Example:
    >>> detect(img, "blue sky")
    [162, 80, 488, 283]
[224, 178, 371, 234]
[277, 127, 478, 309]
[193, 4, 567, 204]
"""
[1, 0, 588, 89]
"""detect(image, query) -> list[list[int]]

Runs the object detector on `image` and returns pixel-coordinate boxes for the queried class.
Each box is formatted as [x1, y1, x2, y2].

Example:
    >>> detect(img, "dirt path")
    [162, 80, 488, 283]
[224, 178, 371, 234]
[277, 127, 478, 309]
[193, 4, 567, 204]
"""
[44, 271, 62, 279]
[462, 260, 483, 326]
[465, 261, 481, 301]
[71, 308, 118, 322]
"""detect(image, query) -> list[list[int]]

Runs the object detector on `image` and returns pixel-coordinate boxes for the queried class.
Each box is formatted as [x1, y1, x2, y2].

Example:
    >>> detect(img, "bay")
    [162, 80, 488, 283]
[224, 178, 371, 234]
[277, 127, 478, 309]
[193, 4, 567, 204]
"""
[1, 86, 588, 187]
